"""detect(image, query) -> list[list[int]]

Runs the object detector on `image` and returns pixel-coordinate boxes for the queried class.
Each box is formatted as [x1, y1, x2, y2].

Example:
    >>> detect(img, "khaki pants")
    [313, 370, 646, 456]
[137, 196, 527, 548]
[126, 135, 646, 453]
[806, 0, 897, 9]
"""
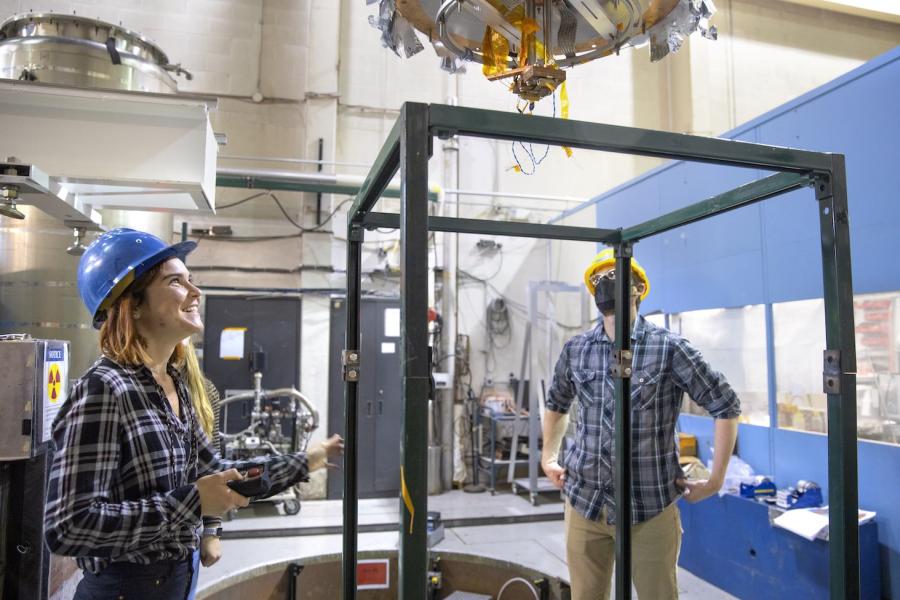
[565, 502, 682, 600]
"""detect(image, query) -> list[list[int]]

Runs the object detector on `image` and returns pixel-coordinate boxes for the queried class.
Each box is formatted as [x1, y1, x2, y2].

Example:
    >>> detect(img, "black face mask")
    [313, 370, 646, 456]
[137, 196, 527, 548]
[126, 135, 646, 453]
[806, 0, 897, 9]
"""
[594, 280, 640, 316]
[593, 279, 617, 315]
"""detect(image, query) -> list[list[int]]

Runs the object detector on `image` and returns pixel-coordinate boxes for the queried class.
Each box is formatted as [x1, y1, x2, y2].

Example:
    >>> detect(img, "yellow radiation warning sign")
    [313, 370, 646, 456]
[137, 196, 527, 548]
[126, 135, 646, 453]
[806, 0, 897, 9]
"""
[47, 363, 62, 403]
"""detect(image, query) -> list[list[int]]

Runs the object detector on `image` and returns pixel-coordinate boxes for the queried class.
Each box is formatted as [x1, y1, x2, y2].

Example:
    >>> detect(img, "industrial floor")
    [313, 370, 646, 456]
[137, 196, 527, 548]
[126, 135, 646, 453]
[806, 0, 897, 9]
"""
[197, 490, 736, 599]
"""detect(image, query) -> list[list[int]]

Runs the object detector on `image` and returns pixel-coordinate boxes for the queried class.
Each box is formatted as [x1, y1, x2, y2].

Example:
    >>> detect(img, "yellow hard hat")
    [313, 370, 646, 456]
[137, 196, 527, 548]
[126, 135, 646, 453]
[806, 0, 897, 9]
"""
[583, 248, 651, 301]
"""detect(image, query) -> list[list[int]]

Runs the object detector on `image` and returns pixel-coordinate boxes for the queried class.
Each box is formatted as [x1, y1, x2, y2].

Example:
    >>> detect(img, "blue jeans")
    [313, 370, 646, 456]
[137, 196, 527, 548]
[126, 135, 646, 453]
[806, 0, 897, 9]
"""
[74, 558, 193, 600]
[187, 549, 201, 600]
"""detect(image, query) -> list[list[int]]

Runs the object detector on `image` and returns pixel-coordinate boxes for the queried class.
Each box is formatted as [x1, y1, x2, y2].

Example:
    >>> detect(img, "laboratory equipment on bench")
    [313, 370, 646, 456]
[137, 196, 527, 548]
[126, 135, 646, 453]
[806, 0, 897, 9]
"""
[739, 476, 777, 500]
[776, 480, 824, 510]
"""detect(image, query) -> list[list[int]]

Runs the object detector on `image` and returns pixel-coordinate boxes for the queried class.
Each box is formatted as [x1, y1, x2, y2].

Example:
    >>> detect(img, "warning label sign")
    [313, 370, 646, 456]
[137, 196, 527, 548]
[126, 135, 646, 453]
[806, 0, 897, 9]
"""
[47, 363, 62, 403]
[357, 559, 390, 590]
[42, 342, 68, 443]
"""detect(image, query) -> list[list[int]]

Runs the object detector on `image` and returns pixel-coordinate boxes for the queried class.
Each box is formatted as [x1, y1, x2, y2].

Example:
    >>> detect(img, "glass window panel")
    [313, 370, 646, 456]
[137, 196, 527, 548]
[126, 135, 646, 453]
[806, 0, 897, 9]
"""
[772, 291, 900, 444]
[772, 299, 827, 434]
[855, 291, 900, 443]
[669, 305, 769, 426]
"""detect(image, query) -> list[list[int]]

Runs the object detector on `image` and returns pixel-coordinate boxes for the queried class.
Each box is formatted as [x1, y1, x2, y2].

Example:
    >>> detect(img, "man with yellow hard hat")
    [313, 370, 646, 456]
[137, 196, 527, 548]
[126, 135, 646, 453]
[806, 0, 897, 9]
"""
[541, 248, 740, 600]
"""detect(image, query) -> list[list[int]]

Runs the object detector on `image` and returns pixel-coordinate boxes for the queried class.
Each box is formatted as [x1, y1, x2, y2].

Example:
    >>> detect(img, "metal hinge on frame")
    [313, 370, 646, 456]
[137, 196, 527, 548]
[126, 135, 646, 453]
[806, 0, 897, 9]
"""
[342, 349, 361, 382]
[813, 174, 832, 201]
[823, 349, 841, 394]
[610, 349, 633, 379]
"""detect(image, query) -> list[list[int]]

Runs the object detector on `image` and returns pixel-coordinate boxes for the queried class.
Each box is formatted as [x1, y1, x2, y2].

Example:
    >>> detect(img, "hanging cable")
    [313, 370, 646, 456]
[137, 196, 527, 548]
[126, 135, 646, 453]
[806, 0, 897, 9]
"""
[497, 576, 540, 600]
[192, 195, 354, 241]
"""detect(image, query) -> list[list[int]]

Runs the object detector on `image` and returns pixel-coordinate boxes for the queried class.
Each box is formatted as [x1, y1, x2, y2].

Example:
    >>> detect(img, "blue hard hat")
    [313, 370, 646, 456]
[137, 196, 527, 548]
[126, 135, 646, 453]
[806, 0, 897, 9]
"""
[77, 228, 197, 329]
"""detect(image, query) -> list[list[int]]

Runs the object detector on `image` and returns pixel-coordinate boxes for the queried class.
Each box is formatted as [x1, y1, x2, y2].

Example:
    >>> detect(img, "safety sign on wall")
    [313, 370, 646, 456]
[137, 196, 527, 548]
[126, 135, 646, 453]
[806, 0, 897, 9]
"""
[42, 341, 68, 443]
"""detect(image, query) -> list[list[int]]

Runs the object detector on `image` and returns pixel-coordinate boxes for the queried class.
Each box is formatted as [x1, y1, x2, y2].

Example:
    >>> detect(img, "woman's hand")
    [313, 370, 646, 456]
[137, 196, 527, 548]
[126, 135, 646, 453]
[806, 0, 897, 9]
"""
[196, 469, 250, 516]
[308, 434, 344, 471]
[200, 535, 222, 567]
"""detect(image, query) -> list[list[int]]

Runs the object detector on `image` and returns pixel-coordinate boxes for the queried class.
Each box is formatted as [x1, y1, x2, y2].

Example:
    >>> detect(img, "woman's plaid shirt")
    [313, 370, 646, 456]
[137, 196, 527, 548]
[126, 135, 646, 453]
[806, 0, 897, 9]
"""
[546, 316, 740, 525]
[44, 357, 310, 573]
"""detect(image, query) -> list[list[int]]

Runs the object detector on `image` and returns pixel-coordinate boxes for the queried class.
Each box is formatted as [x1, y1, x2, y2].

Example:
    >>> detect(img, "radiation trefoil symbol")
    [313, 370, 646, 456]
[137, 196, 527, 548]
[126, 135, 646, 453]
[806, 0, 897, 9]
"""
[47, 364, 62, 403]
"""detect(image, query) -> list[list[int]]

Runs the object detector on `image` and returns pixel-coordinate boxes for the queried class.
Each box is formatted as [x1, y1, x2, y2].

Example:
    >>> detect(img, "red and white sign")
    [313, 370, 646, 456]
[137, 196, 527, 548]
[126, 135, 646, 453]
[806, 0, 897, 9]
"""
[357, 559, 390, 590]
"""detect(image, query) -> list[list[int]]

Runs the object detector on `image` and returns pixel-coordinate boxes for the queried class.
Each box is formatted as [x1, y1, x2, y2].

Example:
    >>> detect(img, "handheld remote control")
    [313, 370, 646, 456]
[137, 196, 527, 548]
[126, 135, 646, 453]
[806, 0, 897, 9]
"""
[227, 464, 272, 498]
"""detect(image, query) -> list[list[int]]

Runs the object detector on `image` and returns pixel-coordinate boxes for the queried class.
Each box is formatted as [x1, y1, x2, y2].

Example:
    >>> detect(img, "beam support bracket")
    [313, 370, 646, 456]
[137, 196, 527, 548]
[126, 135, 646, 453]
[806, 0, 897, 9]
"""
[611, 350, 633, 379]
[823, 349, 842, 394]
[342, 350, 361, 382]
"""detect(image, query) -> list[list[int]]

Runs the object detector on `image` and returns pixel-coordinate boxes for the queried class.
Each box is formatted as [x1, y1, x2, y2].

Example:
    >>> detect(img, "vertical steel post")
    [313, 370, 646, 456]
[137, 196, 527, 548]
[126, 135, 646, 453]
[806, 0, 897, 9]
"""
[764, 303, 778, 477]
[540, 0, 552, 66]
[613, 244, 633, 600]
[341, 222, 363, 600]
[399, 103, 431, 600]
[815, 156, 859, 600]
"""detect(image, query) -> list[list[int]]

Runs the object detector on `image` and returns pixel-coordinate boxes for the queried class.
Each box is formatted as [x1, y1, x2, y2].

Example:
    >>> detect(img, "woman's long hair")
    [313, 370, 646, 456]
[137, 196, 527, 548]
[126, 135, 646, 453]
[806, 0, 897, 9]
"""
[98, 261, 186, 369]
[183, 340, 214, 437]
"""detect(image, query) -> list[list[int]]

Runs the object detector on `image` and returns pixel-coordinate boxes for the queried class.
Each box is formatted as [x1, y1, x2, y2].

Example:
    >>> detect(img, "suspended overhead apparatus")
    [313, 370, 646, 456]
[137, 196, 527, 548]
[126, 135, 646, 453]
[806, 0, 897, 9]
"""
[371, 0, 716, 102]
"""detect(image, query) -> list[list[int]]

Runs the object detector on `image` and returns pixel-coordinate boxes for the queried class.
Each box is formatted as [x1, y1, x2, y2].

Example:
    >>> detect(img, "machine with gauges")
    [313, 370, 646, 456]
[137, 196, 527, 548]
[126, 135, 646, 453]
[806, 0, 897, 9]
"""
[370, 0, 717, 103]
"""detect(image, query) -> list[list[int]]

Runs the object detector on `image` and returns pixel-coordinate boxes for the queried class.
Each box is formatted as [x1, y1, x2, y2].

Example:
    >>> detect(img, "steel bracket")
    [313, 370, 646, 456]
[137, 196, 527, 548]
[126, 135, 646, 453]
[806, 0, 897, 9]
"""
[823, 349, 841, 394]
[432, 127, 458, 141]
[348, 224, 364, 242]
[613, 242, 633, 259]
[814, 174, 833, 201]
[342, 349, 361, 382]
[610, 349, 633, 379]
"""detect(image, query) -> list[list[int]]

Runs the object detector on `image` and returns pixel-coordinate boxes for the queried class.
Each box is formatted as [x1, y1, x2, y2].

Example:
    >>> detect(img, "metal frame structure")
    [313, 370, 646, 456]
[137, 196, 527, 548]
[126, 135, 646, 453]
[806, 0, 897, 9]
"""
[507, 281, 589, 505]
[342, 102, 858, 600]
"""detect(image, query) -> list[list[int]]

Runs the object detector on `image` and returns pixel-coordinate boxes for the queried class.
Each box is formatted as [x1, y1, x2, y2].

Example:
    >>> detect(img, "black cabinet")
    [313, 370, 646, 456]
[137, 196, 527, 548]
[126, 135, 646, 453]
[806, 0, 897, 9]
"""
[202, 295, 302, 435]
[327, 296, 402, 499]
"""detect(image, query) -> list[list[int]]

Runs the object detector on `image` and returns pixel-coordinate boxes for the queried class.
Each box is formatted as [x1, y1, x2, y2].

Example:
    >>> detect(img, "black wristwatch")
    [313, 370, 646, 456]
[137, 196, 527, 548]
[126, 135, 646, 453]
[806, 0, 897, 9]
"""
[202, 527, 222, 538]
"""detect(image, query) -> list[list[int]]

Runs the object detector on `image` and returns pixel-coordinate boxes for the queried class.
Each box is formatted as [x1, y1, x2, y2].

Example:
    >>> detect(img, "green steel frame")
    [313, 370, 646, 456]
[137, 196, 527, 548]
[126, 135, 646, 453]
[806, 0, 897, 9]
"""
[343, 103, 858, 600]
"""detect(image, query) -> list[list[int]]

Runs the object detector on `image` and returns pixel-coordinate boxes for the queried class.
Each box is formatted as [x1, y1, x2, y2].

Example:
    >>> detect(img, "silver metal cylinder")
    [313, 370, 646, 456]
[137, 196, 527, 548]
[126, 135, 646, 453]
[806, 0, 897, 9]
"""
[0, 206, 99, 376]
[0, 13, 179, 93]
[0, 14, 183, 379]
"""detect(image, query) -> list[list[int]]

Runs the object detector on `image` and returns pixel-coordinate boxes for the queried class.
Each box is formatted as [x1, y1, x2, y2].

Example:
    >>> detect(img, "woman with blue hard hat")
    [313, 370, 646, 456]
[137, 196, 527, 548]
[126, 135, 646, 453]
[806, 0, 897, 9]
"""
[43, 228, 343, 600]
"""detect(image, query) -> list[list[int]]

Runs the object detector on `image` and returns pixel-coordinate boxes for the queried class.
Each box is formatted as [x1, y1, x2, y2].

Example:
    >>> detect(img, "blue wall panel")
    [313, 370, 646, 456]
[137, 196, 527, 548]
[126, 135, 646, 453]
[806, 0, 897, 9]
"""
[592, 47, 900, 597]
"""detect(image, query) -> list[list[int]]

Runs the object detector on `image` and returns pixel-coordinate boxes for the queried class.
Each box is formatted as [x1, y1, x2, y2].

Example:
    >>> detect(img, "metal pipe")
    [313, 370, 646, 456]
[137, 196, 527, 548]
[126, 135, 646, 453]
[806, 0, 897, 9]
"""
[443, 188, 586, 204]
[526, 0, 537, 65]
[217, 385, 320, 441]
[252, 371, 263, 416]
[541, 0, 553, 65]
[440, 92, 460, 492]
[219, 155, 372, 169]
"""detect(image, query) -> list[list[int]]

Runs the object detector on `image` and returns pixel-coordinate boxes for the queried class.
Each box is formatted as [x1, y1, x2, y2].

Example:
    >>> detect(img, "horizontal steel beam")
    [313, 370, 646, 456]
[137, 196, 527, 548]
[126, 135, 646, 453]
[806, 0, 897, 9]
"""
[216, 170, 438, 202]
[621, 172, 812, 241]
[348, 110, 405, 222]
[428, 104, 833, 173]
[362, 211, 620, 243]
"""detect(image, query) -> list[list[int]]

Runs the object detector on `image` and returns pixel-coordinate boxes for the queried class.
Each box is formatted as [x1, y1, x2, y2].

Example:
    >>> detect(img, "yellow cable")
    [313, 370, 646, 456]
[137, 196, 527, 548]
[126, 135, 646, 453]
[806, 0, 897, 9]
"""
[561, 81, 573, 158]
[400, 466, 414, 534]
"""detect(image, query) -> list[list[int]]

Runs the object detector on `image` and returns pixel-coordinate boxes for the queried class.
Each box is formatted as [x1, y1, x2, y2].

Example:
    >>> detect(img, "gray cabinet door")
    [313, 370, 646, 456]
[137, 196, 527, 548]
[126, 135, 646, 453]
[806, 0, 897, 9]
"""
[372, 303, 402, 493]
[327, 297, 401, 499]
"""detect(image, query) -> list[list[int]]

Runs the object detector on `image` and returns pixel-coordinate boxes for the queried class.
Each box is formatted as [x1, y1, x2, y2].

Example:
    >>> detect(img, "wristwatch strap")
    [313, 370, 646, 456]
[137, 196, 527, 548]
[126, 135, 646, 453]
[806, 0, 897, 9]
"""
[202, 527, 222, 538]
